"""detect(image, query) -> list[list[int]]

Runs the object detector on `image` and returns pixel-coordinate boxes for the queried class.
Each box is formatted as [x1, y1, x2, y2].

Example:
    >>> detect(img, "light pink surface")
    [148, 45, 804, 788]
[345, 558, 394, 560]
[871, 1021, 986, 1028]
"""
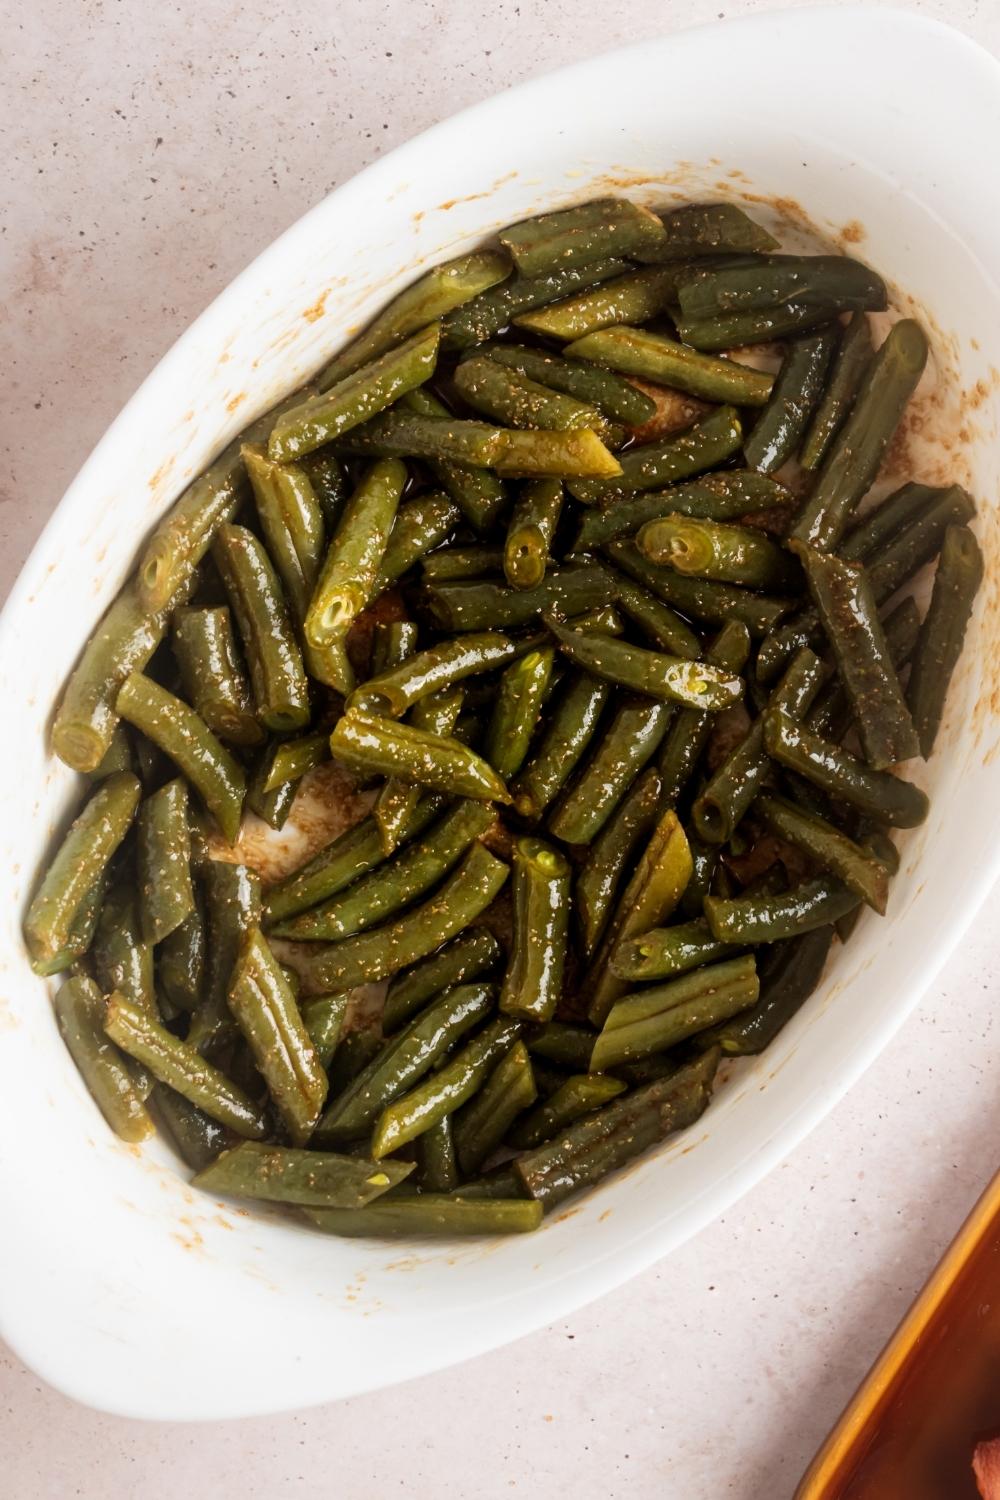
[5, 0, 1000, 1494]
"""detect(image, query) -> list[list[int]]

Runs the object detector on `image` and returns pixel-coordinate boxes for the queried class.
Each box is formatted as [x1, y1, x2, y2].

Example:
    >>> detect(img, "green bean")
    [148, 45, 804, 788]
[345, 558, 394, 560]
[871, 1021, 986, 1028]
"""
[866, 485, 977, 599]
[605, 538, 790, 639]
[326, 1026, 382, 1097]
[372, 1016, 522, 1158]
[546, 617, 742, 711]
[298, 450, 349, 531]
[330, 708, 509, 802]
[304, 1194, 541, 1236]
[483, 342, 656, 425]
[800, 313, 874, 470]
[55, 976, 155, 1142]
[104, 990, 268, 1137]
[515, 1050, 718, 1210]
[793, 540, 919, 768]
[193, 1140, 413, 1208]
[440, 257, 629, 349]
[153, 1086, 230, 1171]
[674, 302, 845, 350]
[345, 406, 622, 479]
[592, 954, 759, 1070]
[137, 458, 244, 614]
[212, 523, 310, 730]
[275, 843, 510, 994]
[422, 545, 505, 581]
[136, 779, 194, 945]
[304, 458, 405, 658]
[172, 607, 262, 747]
[24, 772, 140, 974]
[52, 584, 172, 773]
[610, 572, 702, 659]
[261, 732, 329, 795]
[511, 672, 610, 820]
[508, 1074, 626, 1150]
[514, 266, 687, 341]
[658, 621, 752, 804]
[572, 470, 793, 553]
[678, 257, 886, 321]
[691, 646, 823, 844]
[709, 927, 834, 1054]
[807, 597, 921, 741]
[454, 357, 615, 442]
[400, 389, 509, 533]
[704, 877, 858, 944]
[500, 197, 668, 278]
[906, 524, 983, 758]
[382, 930, 502, 1033]
[587, 809, 694, 1026]
[319, 251, 510, 384]
[418, 1116, 460, 1193]
[483, 647, 554, 781]
[424, 562, 616, 633]
[743, 329, 837, 473]
[756, 792, 888, 913]
[549, 699, 673, 845]
[158, 890, 205, 1013]
[373, 492, 461, 593]
[187, 860, 261, 1055]
[791, 320, 928, 550]
[763, 709, 929, 827]
[268, 325, 440, 461]
[263, 800, 440, 925]
[570, 405, 743, 504]
[115, 674, 245, 842]
[640, 203, 778, 259]
[245, 752, 297, 831]
[272, 800, 496, 941]
[495, 426, 621, 479]
[638, 514, 800, 592]
[525, 1023, 595, 1073]
[85, 721, 137, 781]
[568, 605, 625, 635]
[575, 768, 662, 958]
[227, 927, 327, 1145]
[300, 991, 349, 1069]
[504, 479, 563, 590]
[611, 917, 740, 983]
[500, 836, 571, 1023]
[345, 406, 502, 468]
[242, 443, 325, 624]
[375, 688, 463, 855]
[566, 325, 774, 407]
[454, 1040, 537, 1175]
[349, 633, 515, 718]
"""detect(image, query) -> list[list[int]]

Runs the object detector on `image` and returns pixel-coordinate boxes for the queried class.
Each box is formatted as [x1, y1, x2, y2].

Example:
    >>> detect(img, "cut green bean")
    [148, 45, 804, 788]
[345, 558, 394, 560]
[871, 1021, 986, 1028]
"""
[187, 860, 261, 1055]
[242, 443, 325, 624]
[500, 197, 668, 278]
[592, 954, 759, 1070]
[305, 1194, 541, 1237]
[136, 778, 194, 945]
[104, 991, 268, 1137]
[575, 767, 662, 958]
[401, 389, 509, 533]
[304, 458, 406, 656]
[272, 799, 496, 941]
[382, 930, 502, 1033]
[763, 709, 929, 827]
[658, 621, 752, 804]
[640, 203, 778, 260]
[55, 976, 155, 1142]
[500, 836, 571, 1023]
[212, 522, 310, 731]
[24, 772, 140, 975]
[547, 617, 742, 711]
[611, 917, 739, 982]
[154, 1086, 231, 1171]
[300, 991, 349, 1069]
[375, 688, 463, 855]
[675, 302, 845, 350]
[298, 450, 348, 530]
[678, 256, 886, 321]
[269, 325, 440, 461]
[275, 843, 510, 994]
[418, 1116, 460, 1193]
[373, 491, 462, 593]
[422, 545, 505, 581]
[484, 647, 554, 780]
[704, 877, 858, 944]
[549, 699, 673, 845]
[514, 266, 687, 341]
[330, 708, 510, 803]
[372, 1016, 522, 1158]
[227, 927, 327, 1145]
[709, 927, 834, 1055]
[800, 313, 874, 470]
[566, 325, 774, 407]
[906, 524, 983, 758]
[326, 1027, 382, 1097]
[638, 514, 800, 592]
[570, 405, 743, 504]
[606, 538, 791, 639]
[504, 479, 563, 590]
[454, 1040, 537, 1175]
[193, 1140, 414, 1207]
[349, 633, 516, 718]
[319, 251, 510, 384]
[484, 342, 655, 425]
[793, 540, 919, 768]
[743, 329, 837, 473]
[511, 671, 610, 820]
[609, 571, 702, 660]
[455, 357, 615, 442]
[158, 892, 205, 1013]
[791, 320, 928, 550]
[440, 256, 629, 349]
[756, 792, 888, 913]
[172, 607, 262, 746]
[572, 471, 794, 552]
[424, 562, 616, 633]
[508, 1074, 626, 1150]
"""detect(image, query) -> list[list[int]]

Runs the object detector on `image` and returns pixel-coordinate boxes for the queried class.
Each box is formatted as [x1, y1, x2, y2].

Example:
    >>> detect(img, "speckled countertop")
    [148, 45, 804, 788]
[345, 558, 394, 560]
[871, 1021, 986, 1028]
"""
[5, 1, 1000, 1495]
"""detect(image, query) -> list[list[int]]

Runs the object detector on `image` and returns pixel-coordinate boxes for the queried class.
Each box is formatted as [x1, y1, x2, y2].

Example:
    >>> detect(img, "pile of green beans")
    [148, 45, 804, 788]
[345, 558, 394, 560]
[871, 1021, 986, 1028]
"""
[27, 196, 982, 1241]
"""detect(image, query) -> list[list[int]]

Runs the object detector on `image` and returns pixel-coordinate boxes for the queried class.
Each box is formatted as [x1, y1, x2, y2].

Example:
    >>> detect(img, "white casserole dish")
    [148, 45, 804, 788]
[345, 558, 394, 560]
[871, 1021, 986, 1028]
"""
[2, 4, 1000, 1420]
